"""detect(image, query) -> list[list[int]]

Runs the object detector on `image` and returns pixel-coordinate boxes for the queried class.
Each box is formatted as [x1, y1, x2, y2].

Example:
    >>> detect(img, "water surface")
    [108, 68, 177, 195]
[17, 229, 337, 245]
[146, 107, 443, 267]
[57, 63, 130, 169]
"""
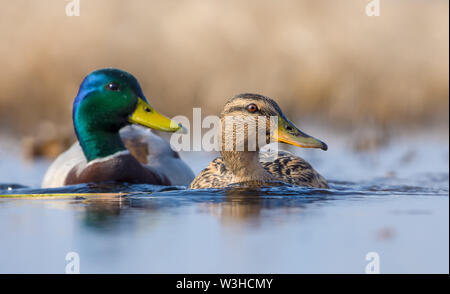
[0, 132, 448, 273]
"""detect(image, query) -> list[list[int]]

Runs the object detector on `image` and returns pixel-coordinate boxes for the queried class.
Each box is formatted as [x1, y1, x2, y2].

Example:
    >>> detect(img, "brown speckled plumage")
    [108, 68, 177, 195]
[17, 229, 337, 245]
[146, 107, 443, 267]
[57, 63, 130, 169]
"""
[189, 151, 328, 189]
[189, 93, 328, 189]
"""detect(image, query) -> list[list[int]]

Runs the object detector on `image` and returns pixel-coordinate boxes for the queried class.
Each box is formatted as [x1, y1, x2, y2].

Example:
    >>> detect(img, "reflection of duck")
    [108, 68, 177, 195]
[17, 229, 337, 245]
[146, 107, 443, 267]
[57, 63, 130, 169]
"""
[42, 68, 194, 188]
[189, 93, 328, 189]
[199, 197, 265, 224]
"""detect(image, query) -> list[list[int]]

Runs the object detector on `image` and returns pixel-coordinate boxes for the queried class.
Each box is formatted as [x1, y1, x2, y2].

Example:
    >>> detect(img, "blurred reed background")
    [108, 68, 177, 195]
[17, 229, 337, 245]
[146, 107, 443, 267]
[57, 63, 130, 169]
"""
[0, 0, 448, 158]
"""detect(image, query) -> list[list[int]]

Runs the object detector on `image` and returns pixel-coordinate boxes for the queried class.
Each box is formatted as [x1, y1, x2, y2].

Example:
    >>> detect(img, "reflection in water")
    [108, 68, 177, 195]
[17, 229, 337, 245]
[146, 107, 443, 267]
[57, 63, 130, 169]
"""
[80, 197, 127, 229]
[200, 196, 268, 223]
[2, 178, 447, 231]
[48, 188, 316, 230]
[0, 176, 448, 273]
[198, 188, 329, 225]
[71, 185, 346, 230]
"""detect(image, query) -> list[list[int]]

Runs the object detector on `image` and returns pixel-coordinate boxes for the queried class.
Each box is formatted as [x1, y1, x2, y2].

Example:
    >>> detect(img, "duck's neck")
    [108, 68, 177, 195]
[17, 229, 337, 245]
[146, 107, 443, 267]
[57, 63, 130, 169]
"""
[74, 121, 126, 162]
[221, 150, 274, 184]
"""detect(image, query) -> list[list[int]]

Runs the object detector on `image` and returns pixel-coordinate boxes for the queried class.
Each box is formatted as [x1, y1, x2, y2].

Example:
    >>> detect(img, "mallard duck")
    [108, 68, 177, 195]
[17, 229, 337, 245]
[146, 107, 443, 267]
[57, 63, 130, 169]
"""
[189, 93, 328, 189]
[42, 68, 194, 188]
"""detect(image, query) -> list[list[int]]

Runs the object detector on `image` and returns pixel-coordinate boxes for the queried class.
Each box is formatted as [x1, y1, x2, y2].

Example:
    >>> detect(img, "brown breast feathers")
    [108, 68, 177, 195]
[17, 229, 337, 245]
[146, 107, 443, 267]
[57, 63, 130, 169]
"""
[65, 153, 171, 186]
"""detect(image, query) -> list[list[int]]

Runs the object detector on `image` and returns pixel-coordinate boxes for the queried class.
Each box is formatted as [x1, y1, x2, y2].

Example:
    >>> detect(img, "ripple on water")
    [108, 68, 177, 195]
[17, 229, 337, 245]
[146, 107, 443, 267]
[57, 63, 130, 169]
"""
[0, 172, 448, 203]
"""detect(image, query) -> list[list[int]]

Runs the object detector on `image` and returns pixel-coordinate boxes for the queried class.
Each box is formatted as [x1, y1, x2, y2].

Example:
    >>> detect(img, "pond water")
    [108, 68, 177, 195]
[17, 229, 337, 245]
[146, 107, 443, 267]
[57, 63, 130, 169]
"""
[0, 130, 448, 273]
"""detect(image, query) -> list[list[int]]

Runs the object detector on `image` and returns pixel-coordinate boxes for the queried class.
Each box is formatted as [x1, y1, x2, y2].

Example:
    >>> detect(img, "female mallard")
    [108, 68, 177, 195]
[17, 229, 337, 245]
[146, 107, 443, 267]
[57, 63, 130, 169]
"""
[189, 93, 328, 189]
[42, 68, 194, 188]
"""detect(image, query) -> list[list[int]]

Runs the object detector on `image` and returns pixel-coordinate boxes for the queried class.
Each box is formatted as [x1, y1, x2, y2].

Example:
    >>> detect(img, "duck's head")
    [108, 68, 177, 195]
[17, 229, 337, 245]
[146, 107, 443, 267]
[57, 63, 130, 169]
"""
[220, 93, 327, 151]
[73, 68, 181, 136]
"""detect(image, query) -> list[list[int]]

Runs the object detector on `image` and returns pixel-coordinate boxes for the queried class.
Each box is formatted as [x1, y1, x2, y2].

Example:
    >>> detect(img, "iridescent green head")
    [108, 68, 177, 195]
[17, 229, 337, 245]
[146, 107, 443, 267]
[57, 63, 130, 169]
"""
[73, 68, 180, 161]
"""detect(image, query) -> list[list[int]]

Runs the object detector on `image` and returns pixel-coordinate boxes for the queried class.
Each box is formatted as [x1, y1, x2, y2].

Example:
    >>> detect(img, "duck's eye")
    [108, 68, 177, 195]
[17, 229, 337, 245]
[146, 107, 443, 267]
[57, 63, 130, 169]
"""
[247, 103, 258, 113]
[106, 82, 120, 91]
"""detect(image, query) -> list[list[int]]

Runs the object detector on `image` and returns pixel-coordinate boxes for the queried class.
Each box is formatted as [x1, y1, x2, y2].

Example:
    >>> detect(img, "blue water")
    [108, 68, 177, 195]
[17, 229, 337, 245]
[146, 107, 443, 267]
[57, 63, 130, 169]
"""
[0, 132, 448, 273]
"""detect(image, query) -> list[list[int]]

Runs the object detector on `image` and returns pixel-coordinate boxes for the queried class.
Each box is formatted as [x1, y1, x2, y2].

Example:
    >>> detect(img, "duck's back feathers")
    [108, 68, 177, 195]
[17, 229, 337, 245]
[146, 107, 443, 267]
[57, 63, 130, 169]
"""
[260, 151, 328, 188]
[189, 150, 328, 189]
[189, 157, 232, 189]
[120, 125, 195, 186]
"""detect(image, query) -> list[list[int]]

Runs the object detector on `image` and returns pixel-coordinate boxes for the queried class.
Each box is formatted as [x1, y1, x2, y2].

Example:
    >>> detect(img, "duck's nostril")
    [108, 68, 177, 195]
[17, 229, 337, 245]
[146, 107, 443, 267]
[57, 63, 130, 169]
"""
[286, 125, 293, 131]
[144, 107, 151, 113]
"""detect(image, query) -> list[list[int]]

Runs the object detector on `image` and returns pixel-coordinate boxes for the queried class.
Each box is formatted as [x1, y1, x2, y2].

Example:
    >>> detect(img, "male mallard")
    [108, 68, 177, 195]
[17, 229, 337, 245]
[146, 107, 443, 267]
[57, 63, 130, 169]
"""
[42, 68, 194, 188]
[189, 93, 328, 189]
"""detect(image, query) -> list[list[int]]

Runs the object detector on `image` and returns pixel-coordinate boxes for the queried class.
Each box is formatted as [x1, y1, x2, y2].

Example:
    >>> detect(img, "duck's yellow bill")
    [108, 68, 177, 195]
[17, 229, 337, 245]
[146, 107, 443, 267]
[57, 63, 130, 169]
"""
[274, 117, 328, 151]
[128, 97, 181, 132]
